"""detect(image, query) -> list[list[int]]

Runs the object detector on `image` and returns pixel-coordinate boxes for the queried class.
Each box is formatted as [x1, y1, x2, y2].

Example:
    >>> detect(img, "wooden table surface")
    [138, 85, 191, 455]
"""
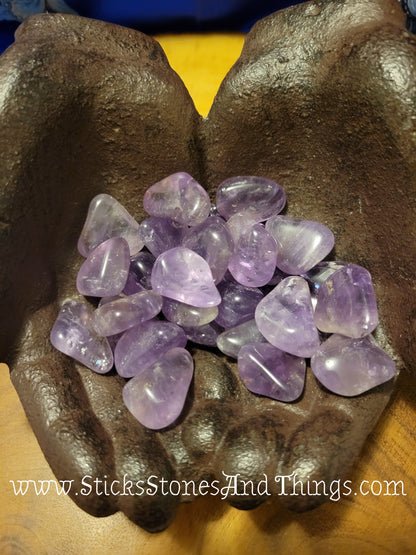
[1, 34, 415, 554]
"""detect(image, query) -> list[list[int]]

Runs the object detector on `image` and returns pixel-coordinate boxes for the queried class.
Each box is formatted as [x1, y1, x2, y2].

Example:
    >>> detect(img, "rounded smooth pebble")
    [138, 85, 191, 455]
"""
[123, 347, 194, 430]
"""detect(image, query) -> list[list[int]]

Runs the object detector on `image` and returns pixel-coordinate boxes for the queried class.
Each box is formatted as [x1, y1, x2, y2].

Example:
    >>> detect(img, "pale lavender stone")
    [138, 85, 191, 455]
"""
[303, 261, 348, 295]
[238, 342, 306, 401]
[314, 264, 379, 338]
[124, 251, 155, 294]
[228, 222, 278, 287]
[311, 334, 396, 396]
[162, 298, 218, 327]
[139, 216, 186, 257]
[216, 277, 263, 328]
[123, 347, 194, 429]
[76, 237, 130, 297]
[92, 290, 163, 336]
[216, 176, 286, 221]
[143, 172, 210, 226]
[255, 276, 320, 357]
[226, 212, 258, 243]
[184, 322, 223, 346]
[50, 300, 113, 373]
[217, 319, 266, 359]
[182, 216, 234, 284]
[151, 247, 221, 308]
[114, 319, 187, 378]
[78, 193, 143, 257]
[265, 215, 335, 274]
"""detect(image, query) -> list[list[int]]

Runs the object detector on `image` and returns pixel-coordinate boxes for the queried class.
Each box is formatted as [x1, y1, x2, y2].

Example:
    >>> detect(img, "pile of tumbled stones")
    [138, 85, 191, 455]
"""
[50, 173, 396, 430]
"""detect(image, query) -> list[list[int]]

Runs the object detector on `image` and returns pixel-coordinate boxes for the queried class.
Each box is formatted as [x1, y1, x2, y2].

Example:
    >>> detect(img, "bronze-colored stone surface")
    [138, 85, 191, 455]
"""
[0, 0, 414, 533]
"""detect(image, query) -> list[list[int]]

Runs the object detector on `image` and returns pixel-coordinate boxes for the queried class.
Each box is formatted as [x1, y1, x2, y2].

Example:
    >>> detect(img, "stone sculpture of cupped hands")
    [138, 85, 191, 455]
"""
[0, 0, 415, 532]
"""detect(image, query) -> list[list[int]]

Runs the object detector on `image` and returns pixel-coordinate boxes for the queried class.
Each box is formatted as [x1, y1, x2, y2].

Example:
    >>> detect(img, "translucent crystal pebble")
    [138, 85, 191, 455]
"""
[162, 298, 218, 327]
[216, 277, 263, 328]
[217, 319, 266, 359]
[311, 334, 396, 396]
[216, 176, 286, 221]
[92, 290, 163, 336]
[124, 251, 155, 295]
[183, 321, 223, 346]
[143, 172, 210, 226]
[50, 300, 113, 373]
[255, 276, 320, 357]
[76, 237, 130, 297]
[238, 342, 306, 401]
[226, 212, 258, 243]
[77, 193, 143, 257]
[151, 247, 221, 308]
[123, 347, 194, 430]
[182, 216, 234, 284]
[114, 319, 187, 378]
[265, 215, 335, 274]
[228, 222, 278, 287]
[303, 261, 347, 294]
[139, 216, 186, 257]
[314, 264, 379, 338]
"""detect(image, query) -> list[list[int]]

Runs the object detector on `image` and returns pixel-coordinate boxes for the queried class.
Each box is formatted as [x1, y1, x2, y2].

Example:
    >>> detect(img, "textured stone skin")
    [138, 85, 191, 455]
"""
[0, 0, 415, 532]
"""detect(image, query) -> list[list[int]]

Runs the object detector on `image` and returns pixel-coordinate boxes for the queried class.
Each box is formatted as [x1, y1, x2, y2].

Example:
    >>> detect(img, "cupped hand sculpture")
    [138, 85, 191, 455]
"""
[0, 0, 415, 533]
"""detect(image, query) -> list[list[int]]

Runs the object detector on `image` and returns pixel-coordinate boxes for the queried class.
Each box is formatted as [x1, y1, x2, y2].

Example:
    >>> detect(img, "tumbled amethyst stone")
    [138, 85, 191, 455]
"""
[182, 216, 234, 284]
[123, 251, 155, 295]
[76, 237, 130, 297]
[314, 264, 379, 338]
[265, 215, 335, 274]
[143, 172, 210, 226]
[92, 290, 163, 336]
[151, 247, 221, 308]
[139, 216, 186, 258]
[123, 347, 194, 430]
[217, 319, 266, 359]
[114, 319, 187, 378]
[162, 297, 218, 327]
[183, 321, 223, 346]
[311, 334, 396, 396]
[228, 222, 278, 287]
[255, 276, 320, 357]
[50, 300, 113, 373]
[238, 342, 306, 402]
[216, 176, 286, 221]
[77, 193, 143, 257]
[216, 277, 263, 328]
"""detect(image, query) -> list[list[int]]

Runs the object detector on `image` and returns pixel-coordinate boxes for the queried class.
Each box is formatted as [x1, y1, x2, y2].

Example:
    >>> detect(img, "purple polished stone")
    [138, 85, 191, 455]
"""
[76, 237, 130, 297]
[151, 247, 221, 308]
[216, 277, 263, 328]
[139, 216, 186, 258]
[255, 276, 320, 357]
[77, 193, 143, 257]
[265, 215, 335, 274]
[238, 342, 306, 401]
[182, 216, 234, 284]
[216, 176, 286, 221]
[92, 290, 163, 336]
[123, 347, 194, 430]
[314, 264, 379, 338]
[114, 319, 187, 378]
[226, 212, 258, 243]
[50, 300, 113, 373]
[183, 321, 223, 346]
[162, 297, 218, 327]
[143, 172, 210, 226]
[217, 319, 266, 359]
[123, 251, 155, 295]
[311, 333, 396, 396]
[228, 222, 278, 287]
